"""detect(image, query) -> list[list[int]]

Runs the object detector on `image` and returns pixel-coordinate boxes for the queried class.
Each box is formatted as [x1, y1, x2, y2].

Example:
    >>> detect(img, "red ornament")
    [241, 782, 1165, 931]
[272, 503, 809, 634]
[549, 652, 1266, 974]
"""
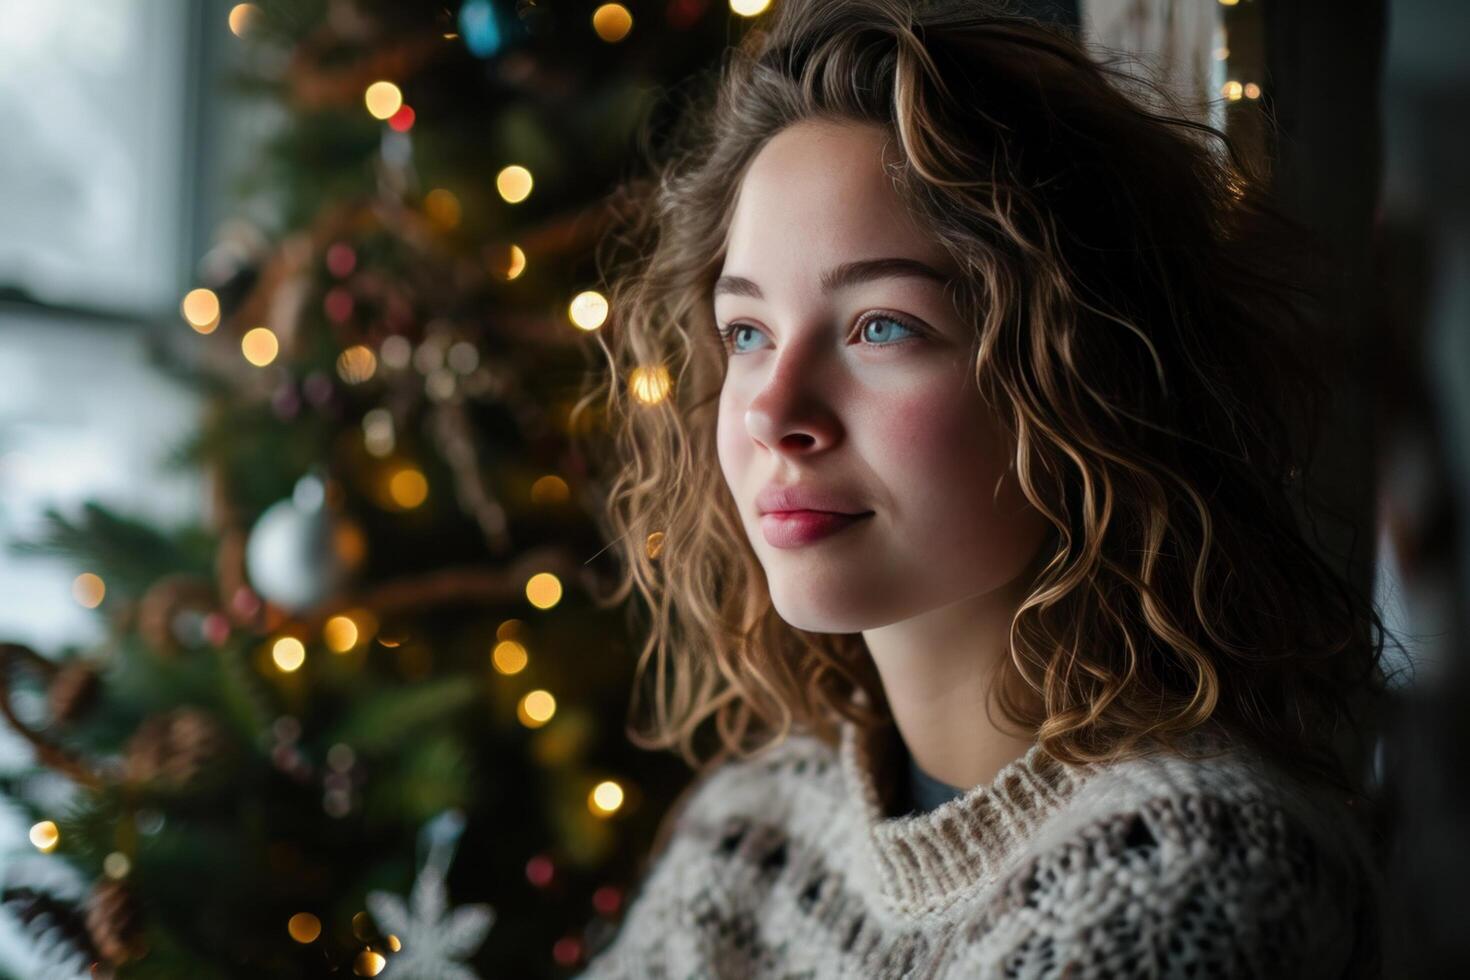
[388, 104, 416, 132]
[202, 612, 232, 647]
[230, 586, 262, 620]
[666, 0, 708, 31]
[324, 287, 354, 324]
[525, 854, 555, 888]
[551, 936, 583, 967]
[591, 885, 622, 916]
[325, 242, 357, 278]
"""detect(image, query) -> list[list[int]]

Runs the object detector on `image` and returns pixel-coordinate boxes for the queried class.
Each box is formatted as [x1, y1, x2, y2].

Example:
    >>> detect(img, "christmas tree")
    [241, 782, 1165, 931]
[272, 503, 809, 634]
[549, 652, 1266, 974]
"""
[0, 1, 747, 975]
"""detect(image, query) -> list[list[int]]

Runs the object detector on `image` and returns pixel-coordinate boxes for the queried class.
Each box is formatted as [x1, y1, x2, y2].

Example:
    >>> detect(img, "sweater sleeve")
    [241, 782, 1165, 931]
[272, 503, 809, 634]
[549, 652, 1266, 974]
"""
[963, 793, 1371, 979]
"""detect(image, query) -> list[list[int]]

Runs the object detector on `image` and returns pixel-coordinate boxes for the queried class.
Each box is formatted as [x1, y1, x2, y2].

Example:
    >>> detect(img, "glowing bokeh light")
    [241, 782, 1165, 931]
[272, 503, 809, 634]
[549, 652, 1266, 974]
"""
[568, 290, 609, 331]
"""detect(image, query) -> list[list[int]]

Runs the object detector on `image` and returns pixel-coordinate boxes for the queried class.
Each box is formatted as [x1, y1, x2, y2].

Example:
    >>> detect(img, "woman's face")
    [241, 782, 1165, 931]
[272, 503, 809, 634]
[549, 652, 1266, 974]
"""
[714, 118, 1051, 633]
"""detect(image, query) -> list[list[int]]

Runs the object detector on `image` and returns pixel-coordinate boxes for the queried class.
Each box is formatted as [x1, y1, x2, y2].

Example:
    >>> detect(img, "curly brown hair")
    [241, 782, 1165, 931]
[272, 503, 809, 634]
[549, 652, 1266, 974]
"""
[574, 0, 1395, 806]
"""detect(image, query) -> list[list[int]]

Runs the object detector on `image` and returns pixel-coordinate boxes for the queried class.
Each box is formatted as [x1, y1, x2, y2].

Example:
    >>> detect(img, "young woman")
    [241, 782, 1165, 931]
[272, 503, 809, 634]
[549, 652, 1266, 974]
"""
[575, 0, 1391, 976]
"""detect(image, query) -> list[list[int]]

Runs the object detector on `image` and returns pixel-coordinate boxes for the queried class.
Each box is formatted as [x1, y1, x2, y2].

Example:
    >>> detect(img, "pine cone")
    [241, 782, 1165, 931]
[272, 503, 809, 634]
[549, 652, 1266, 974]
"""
[122, 707, 229, 789]
[47, 660, 100, 726]
[84, 879, 147, 966]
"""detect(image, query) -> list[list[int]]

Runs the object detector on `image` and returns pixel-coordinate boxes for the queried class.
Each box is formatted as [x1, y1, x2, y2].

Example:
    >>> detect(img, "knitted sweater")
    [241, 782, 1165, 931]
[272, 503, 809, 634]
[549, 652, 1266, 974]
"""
[577, 713, 1380, 979]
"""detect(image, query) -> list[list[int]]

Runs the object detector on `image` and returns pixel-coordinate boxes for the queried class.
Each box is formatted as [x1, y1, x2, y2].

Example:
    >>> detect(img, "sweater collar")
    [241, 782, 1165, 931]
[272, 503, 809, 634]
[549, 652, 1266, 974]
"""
[836, 711, 1101, 920]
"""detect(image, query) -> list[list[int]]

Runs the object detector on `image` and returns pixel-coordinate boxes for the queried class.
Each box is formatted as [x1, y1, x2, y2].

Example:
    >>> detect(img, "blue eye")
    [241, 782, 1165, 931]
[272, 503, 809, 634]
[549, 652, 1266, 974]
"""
[717, 314, 920, 355]
[860, 316, 918, 345]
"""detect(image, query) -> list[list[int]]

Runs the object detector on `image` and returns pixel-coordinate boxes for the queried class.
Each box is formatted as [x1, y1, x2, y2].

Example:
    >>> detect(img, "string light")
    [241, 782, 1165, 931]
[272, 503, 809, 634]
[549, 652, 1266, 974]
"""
[568, 290, 609, 331]
[227, 3, 261, 37]
[492, 639, 528, 675]
[1221, 80, 1244, 101]
[323, 615, 360, 653]
[353, 950, 386, 977]
[272, 638, 306, 672]
[629, 364, 672, 404]
[29, 821, 59, 853]
[71, 572, 105, 609]
[180, 287, 221, 332]
[645, 531, 666, 560]
[337, 345, 377, 384]
[530, 475, 570, 505]
[592, 4, 633, 42]
[103, 852, 131, 879]
[524, 572, 563, 609]
[288, 913, 322, 943]
[730, 0, 773, 16]
[588, 780, 625, 816]
[518, 690, 557, 728]
[387, 466, 429, 509]
[241, 327, 280, 366]
[496, 165, 533, 203]
[364, 81, 404, 120]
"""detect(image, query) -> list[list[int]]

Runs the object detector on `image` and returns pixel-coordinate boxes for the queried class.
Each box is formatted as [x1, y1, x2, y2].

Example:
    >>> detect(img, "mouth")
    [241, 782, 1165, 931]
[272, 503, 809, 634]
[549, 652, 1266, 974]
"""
[759, 510, 874, 549]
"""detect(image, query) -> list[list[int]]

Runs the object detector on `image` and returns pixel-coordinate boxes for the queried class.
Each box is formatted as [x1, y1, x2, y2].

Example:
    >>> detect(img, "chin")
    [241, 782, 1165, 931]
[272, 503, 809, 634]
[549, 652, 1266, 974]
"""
[767, 588, 880, 635]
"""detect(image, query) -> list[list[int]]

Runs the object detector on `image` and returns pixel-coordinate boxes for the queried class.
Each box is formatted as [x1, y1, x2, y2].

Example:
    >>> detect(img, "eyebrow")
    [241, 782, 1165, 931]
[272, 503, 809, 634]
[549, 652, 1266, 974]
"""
[712, 257, 953, 300]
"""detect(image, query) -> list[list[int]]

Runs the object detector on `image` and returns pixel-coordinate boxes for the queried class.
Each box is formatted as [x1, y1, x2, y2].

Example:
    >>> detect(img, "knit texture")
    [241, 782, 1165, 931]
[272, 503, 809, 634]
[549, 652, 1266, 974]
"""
[576, 714, 1380, 979]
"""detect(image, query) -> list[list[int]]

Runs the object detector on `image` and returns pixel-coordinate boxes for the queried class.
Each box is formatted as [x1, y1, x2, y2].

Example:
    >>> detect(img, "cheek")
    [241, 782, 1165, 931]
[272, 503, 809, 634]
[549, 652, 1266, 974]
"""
[867, 388, 1022, 539]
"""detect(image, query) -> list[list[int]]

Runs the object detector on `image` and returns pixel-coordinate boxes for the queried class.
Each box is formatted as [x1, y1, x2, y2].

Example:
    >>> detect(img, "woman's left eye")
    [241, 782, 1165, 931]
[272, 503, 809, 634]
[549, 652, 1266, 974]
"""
[859, 315, 919, 345]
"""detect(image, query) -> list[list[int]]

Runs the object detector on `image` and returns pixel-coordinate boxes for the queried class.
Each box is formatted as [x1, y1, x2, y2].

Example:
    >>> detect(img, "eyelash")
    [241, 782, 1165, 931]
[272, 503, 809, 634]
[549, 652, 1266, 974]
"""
[712, 311, 925, 355]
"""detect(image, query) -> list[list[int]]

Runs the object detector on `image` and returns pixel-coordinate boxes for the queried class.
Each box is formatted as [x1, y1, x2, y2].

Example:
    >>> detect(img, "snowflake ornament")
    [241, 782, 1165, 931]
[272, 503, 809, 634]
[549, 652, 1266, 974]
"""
[366, 863, 495, 980]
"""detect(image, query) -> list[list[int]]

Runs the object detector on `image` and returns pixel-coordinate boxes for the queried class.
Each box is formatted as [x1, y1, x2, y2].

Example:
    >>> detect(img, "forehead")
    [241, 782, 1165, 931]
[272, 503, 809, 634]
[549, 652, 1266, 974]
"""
[721, 119, 951, 277]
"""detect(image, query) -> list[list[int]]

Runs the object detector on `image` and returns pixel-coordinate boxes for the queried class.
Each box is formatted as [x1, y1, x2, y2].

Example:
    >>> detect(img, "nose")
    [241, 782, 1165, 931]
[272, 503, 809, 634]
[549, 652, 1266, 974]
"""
[742, 338, 842, 455]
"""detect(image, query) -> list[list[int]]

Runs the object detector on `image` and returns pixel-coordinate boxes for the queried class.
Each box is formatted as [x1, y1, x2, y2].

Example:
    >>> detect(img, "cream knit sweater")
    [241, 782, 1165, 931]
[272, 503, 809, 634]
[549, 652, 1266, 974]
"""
[577, 713, 1380, 979]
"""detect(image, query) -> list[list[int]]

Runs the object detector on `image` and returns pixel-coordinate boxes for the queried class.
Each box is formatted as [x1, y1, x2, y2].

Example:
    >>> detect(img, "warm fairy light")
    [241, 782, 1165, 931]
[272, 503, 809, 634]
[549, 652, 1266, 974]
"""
[388, 466, 429, 509]
[1214, 46, 1230, 61]
[592, 4, 633, 42]
[1244, 82, 1261, 99]
[492, 639, 528, 675]
[497, 619, 524, 640]
[645, 531, 666, 560]
[103, 851, 131, 878]
[227, 3, 261, 37]
[242, 327, 280, 366]
[72, 572, 105, 609]
[1221, 80, 1244, 101]
[425, 188, 462, 229]
[29, 821, 59, 853]
[288, 913, 322, 943]
[354, 950, 386, 976]
[337, 345, 377, 384]
[730, 0, 772, 16]
[589, 780, 625, 816]
[628, 364, 672, 404]
[530, 474, 569, 505]
[524, 572, 562, 610]
[495, 165, 533, 203]
[488, 243, 527, 281]
[568, 290, 608, 331]
[386, 935, 401, 952]
[323, 615, 360, 653]
[1218, 0, 1239, 6]
[180, 288, 221, 332]
[272, 637, 306, 672]
[518, 689, 557, 728]
[364, 81, 404, 120]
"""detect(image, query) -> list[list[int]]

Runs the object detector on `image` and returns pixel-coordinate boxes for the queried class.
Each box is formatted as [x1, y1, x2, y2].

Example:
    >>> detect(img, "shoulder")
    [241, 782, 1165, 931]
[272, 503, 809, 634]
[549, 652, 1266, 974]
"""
[646, 729, 841, 860]
[963, 739, 1380, 979]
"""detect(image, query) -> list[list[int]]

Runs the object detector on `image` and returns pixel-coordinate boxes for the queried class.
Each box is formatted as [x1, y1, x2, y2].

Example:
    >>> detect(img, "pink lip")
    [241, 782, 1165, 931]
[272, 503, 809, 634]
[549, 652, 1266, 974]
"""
[760, 510, 872, 548]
